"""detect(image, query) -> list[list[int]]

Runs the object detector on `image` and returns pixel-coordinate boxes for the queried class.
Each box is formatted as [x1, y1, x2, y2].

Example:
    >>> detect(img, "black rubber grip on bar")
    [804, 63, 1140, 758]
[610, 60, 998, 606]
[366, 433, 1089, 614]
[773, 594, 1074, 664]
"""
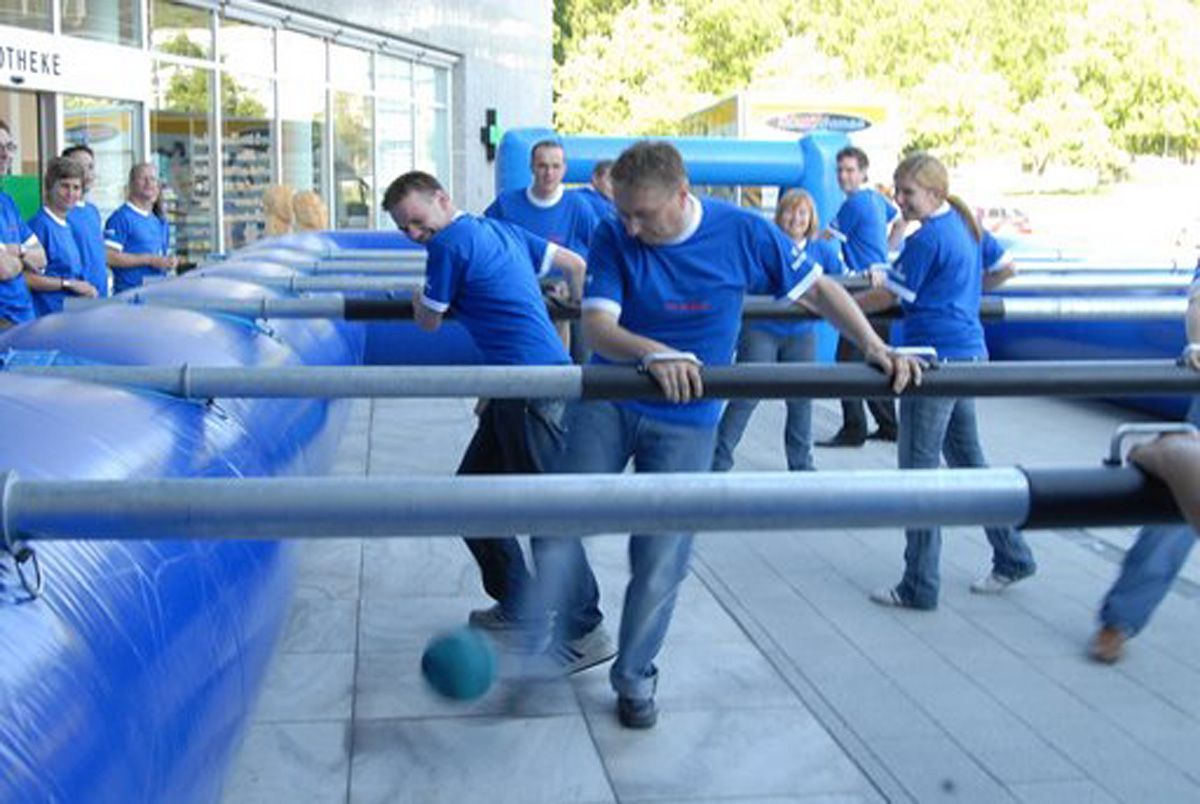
[344, 299, 416, 320]
[1021, 465, 1182, 529]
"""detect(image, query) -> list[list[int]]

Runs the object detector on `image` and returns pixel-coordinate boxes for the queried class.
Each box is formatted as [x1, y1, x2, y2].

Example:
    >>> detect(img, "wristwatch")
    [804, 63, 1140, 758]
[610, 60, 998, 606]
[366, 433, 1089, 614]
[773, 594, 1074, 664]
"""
[61, 279, 73, 291]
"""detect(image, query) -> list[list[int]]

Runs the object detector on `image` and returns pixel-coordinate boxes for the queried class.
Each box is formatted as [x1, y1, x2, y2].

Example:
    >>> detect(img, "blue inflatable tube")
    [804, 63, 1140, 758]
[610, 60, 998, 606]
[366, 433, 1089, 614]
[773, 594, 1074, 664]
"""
[0, 276, 363, 802]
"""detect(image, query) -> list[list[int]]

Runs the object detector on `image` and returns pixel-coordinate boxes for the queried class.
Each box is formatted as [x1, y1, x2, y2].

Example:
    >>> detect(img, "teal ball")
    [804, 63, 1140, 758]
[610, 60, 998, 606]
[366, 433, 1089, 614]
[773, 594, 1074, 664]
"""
[421, 626, 497, 700]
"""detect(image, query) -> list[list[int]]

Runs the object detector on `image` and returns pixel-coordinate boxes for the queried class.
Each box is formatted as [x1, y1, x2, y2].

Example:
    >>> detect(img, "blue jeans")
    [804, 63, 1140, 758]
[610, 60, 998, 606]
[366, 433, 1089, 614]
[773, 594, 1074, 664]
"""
[459, 398, 601, 629]
[534, 400, 717, 700]
[1100, 525, 1195, 635]
[1098, 397, 1200, 634]
[712, 327, 815, 472]
[894, 395, 1036, 609]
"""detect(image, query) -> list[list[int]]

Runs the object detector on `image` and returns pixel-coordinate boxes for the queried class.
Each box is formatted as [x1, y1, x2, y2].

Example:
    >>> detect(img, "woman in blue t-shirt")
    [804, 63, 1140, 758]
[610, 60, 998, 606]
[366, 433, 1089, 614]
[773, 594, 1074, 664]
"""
[857, 152, 1036, 610]
[104, 162, 176, 293]
[712, 189, 845, 472]
[25, 156, 99, 316]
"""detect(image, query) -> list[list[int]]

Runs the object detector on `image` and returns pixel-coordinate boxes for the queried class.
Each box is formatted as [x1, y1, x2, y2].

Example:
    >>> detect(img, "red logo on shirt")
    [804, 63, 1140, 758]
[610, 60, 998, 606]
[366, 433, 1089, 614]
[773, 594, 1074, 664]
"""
[664, 300, 712, 312]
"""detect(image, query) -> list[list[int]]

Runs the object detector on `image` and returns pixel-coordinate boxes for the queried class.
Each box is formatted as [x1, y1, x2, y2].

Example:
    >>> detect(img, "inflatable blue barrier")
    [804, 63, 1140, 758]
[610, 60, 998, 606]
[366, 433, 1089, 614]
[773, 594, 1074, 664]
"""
[0, 274, 362, 802]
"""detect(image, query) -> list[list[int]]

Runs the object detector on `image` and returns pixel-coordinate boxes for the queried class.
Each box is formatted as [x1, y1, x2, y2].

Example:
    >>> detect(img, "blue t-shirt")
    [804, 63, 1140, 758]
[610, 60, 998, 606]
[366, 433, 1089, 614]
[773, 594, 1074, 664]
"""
[885, 204, 987, 360]
[104, 202, 171, 293]
[584, 196, 821, 426]
[28, 208, 86, 317]
[980, 230, 1011, 275]
[421, 213, 570, 367]
[69, 200, 109, 297]
[751, 235, 846, 338]
[831, 187, 897, 272]
[0, 191, 35, 324]
[572, 186, 615, 221]
[484, 187, 600, 260]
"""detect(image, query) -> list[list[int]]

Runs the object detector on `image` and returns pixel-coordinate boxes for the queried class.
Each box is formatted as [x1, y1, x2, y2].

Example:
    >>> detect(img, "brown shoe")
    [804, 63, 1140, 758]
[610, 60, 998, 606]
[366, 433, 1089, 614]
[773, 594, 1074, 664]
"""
[1090, 625, 1126, 664]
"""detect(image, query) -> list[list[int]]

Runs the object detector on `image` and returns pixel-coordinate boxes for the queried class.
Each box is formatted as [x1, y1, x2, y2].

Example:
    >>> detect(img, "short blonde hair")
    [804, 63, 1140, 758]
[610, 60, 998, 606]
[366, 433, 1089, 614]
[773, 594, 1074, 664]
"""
[775, 189, 819, 240]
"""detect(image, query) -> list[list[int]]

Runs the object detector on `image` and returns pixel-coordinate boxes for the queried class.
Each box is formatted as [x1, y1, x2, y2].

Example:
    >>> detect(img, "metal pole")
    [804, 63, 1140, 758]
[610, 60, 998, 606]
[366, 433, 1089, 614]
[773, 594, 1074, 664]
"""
[7, 361, 1199, 400]
[828, 274, 1192, 293]
[62, 295, 1191, 323]
[193, 276, 422, 294]
[0, 465, 1180, 542]
[999, 274, 1191, 293]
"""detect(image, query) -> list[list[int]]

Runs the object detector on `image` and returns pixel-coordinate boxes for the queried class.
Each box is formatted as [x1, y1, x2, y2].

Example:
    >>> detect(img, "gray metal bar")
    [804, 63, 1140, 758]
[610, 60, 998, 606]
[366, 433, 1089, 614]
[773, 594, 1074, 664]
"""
[316, 248, 426, 263]
[63, 294, 1189, 323]
[4, 365, 585, 400]
[995, 296, 1187, 321]
[63, 296, 348, 318]
[4, 469, 1033, 541]
[196, 276, 422, 294]
[7, 361, 1198, 400]
[1000, 274, 1190, 292]
[305, 262, 426, 276]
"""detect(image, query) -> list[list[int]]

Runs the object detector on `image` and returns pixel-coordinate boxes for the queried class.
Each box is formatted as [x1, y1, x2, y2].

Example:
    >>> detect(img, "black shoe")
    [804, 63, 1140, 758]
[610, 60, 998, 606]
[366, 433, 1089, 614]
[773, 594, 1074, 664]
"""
[817, 430, 866, 448]
[617, 695, 658, 729]
[867, 428, 898, 443]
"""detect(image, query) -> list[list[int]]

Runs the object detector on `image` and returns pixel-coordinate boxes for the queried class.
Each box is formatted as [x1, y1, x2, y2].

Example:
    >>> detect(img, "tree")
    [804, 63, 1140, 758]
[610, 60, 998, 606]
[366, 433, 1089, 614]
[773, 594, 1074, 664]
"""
[1014, 67, 1125, 179]
[902, 59, 1016, 166]
[554, 1, 708, 135]
[158, 33, 266, 119]
[679, 0, 788, 95]
[1066, 0, 1200, 159]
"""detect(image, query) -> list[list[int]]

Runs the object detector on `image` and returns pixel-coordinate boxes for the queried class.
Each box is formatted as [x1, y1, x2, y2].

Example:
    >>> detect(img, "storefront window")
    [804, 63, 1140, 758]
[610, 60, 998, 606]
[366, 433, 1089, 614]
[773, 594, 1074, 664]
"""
[374, 55, 412, 227]
[330, 45, 371, 94]
[413, 64, 449, 183]
[63, 95, 141, 221]
[222, 74, 275, 249]
[150, 0, 212, 61]
[0, 1, 50, 32]
[151, 60, 214, 263]
[334, 92, 372, 229]
[277, 31, 326, 204]
[220, 16, 273, 74]
[62, 0, 141, 47]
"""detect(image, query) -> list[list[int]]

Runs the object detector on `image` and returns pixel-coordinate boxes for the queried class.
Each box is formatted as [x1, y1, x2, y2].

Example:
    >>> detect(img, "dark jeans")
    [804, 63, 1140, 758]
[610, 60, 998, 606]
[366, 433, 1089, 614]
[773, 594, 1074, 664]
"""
[457, 397, 601, 633]
[834, 319, 896, 437]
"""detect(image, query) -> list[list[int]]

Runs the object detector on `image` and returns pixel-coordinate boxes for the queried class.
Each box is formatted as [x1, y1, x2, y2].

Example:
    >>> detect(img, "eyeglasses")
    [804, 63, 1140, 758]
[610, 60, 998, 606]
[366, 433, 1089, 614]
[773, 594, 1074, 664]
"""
[0, 143, 17, 154]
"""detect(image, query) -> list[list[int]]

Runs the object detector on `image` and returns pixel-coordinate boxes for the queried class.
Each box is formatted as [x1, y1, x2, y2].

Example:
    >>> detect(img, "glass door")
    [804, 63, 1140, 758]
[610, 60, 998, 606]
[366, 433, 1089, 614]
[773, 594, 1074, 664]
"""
[0, 89, 45, 219]
[62, 95, 142, 224]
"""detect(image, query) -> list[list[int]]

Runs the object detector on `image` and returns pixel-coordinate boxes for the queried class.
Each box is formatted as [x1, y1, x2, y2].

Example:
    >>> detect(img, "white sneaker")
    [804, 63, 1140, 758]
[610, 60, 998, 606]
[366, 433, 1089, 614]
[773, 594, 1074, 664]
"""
[552, 625, 617, 675]
[467, 604, 522, 631]
[969, 571, 1032, 595]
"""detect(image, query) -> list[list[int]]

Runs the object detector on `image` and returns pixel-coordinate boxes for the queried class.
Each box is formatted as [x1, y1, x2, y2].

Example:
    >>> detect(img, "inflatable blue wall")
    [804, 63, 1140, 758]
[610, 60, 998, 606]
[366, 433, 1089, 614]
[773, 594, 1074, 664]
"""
[0, 255, 363, 803]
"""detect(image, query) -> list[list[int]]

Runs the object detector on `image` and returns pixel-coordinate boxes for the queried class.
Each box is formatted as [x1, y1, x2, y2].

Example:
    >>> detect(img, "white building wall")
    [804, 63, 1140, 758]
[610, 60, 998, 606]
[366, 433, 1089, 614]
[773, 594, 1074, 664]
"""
[282, 0, 553, 212]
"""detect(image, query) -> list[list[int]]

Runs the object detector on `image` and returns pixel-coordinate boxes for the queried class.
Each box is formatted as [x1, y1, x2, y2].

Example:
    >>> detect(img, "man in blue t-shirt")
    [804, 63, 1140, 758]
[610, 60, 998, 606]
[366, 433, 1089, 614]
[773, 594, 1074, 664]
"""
[821, 146, 902, 447]
[0, 119, 48, 328]
[1090, 265, 1200, 664]
[485, 139, 600, 261]
[64, 144, 110, 297]
[532, 141, 921, 730]
[381, 170, 613, 668]
[571, 159, 616, 221]
[486, 139, 597, 358]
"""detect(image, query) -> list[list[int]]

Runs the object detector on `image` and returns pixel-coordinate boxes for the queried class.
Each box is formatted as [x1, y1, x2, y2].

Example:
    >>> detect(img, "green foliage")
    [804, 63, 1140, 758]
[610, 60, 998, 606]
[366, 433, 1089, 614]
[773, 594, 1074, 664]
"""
[902, 59, 1016, 167]
[554, 0, 1200, 175]
[679, 0, 787, 94]
[1014, 67, 1125, 179]
[1066, 0, 1200, 158]
[554, 1, 706, 135]
[158, 34, 266, 119]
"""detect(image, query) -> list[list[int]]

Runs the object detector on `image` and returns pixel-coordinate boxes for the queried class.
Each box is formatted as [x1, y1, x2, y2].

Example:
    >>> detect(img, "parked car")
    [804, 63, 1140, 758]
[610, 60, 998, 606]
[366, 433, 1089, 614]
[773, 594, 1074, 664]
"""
[975, 205, 1033, 237]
